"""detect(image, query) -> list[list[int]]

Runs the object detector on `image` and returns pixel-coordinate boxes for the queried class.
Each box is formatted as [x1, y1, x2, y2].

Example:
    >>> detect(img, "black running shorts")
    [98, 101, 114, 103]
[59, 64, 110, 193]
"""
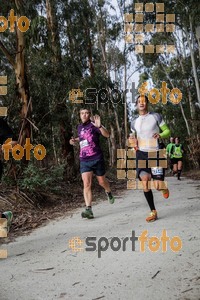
[136, 150, 165, 181]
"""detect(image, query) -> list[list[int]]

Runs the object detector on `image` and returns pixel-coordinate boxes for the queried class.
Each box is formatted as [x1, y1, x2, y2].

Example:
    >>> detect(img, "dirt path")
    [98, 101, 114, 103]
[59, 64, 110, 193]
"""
[0, 177, 200, 300]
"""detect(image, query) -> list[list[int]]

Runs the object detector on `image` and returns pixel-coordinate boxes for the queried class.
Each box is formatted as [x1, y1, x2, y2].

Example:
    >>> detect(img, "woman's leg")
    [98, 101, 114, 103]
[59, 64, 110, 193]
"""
[177, 160, 183, 180]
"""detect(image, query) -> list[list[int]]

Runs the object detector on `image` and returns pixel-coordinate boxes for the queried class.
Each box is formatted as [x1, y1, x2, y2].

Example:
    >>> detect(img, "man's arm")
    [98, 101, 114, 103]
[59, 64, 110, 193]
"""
[99, 126, 109, 138]
[153, 124, 171, 139]
[159, 124, 171, 139]
[69, 137, 79, 145]
[152, 113, 170, 139]
[91, 115, 110, 138]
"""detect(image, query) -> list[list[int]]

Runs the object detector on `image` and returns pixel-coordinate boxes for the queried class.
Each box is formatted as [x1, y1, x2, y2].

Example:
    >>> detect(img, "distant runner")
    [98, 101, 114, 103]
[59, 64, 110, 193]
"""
[171, 137, 184, 180]
[0, 211, 13, 233]
[70, 108, 115, 219]
[166, 137, 175, 174]
[130, 95, 171, 222]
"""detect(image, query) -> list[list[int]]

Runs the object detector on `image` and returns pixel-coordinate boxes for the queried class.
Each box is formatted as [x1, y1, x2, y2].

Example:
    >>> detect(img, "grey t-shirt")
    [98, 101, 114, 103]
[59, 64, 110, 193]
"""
[131, 112, 165, 152]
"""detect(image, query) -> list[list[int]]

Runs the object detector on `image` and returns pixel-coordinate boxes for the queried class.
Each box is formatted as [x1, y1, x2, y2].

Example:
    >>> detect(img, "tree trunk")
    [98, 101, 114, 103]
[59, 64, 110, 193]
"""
[179, 102, 191, 136]
[109, 124, 117, 167]
[159, 62, 191, 136]
[175, 44, 195, 120]
[15, 27, 31, 146]
[46, 0, 61, 63]
[84, 26, 95, 76]
[113, 106, 122, 149]
[0, 9, 31, 147]
[46, 0, 77, 178]
[97, 22, 109, 76]
[60, 121, 77, 180]
[184, 18, 200, 105]
[124, 44, 128, 148]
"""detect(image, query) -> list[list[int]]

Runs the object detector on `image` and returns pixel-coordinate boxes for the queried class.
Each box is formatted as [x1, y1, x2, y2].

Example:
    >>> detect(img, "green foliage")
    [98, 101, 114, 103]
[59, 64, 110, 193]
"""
[18, 163, 65, 193]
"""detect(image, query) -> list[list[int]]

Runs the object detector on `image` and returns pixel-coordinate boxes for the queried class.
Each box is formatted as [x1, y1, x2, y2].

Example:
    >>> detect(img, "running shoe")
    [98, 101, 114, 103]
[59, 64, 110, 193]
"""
[2, 211, 13, 233]
[146, 210, 158, 222]
[162, 189, 169, 199]
[106, 192, 115, 204]
[81, 208, 94, 219]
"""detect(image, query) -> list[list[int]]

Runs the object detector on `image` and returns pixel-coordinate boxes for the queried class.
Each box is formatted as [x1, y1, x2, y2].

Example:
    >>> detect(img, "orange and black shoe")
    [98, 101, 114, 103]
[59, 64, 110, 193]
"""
[162, 189, 169, 199]
[146, 210, 158, 222]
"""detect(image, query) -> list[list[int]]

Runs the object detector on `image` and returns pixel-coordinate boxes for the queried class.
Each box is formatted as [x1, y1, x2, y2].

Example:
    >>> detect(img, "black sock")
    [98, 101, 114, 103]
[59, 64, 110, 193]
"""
[106, 191, 112, 197]
[86, 206, 92, 210]
[144, 190, 155, 211]
[177, 170, 181, 179]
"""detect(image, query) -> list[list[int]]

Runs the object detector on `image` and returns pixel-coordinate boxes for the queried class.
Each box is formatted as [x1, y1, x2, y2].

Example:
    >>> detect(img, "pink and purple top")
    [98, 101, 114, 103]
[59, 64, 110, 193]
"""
[78, 120, 103, 161]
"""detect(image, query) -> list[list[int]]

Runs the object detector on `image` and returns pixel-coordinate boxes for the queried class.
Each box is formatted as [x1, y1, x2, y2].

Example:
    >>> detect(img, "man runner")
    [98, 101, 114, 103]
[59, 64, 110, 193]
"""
[171, 137, 184, 180]
[70, 108, 115, 219]
[129, 95, 171, 222]
[166, 137, 175, 174]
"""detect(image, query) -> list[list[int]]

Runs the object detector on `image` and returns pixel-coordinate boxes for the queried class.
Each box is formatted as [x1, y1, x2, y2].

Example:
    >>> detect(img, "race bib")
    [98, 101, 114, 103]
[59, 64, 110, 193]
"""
[174, 151, 181, 157]
[80, 139, 89, 149]
[151, 167, 163, 176]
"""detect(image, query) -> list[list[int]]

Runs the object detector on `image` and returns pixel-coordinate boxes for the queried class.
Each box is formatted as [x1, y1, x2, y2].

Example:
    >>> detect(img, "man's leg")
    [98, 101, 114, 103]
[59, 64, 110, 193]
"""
[96, 175, 115, 204]
[96, 175, 110, 192]
[81, 171, 94, 219]
[152, 167, 169, 199]
[177, 160, 183, 180]
[94, 158, 115, 204]
[82, 171, 93, 206]
[153, 179, 169, 199]
[140, 174, 155, 210]
[153, 180, 167, 190]
[140, 173, 157, 222]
